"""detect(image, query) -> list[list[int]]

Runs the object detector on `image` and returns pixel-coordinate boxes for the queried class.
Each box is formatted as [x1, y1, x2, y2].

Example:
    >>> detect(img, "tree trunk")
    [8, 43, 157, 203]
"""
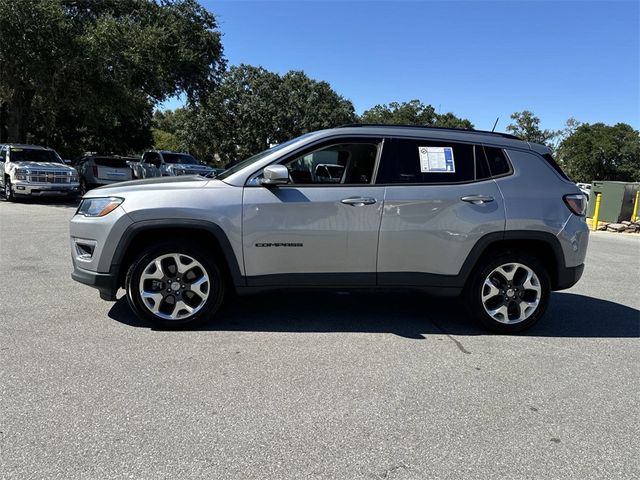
[0, 101, 7, 143]
[7, 89, 35, 143]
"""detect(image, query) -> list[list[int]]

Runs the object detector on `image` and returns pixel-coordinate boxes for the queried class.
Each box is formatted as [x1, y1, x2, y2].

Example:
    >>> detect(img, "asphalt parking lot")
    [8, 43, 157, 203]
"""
[1, 199, 639, 480]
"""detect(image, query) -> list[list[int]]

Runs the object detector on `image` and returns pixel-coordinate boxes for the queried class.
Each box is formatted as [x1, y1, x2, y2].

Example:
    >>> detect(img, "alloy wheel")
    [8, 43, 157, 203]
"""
[481, 262, 542, 324]
[138, 253, 210, 320]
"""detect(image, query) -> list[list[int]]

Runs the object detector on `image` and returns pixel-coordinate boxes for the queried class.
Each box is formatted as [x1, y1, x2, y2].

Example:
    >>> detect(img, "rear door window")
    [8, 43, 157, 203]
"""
[376, 138, 476, 184]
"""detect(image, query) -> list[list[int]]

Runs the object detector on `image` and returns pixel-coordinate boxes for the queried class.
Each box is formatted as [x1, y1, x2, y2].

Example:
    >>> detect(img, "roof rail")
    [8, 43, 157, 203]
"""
[336, 123, 520, 140]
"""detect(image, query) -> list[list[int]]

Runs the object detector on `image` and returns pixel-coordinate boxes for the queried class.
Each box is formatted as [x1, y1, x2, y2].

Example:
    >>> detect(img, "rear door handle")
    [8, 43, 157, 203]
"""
[461, 195, 494, 204]
[341, 197, 377, 206]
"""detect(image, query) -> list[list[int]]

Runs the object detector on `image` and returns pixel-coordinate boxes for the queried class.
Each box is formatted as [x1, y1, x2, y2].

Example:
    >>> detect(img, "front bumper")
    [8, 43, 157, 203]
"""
[71, 266, 119, 301]
[12, 181, 79, 196]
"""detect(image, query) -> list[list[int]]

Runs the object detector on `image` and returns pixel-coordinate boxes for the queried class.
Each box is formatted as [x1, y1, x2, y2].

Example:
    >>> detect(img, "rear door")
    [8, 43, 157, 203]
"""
[376, 138, 505, 284]
[242, 138, 385, 285]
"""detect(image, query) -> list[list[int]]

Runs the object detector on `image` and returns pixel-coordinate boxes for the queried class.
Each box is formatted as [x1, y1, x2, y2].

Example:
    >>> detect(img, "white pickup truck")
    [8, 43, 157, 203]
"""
[133, 150, 217, 179]
[0, 144, 79, 201]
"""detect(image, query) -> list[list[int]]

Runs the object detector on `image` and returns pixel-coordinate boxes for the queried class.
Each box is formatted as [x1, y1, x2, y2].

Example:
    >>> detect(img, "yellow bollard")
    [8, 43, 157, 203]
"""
[632, 190, 640, 222]
[592, 192, 602, 231]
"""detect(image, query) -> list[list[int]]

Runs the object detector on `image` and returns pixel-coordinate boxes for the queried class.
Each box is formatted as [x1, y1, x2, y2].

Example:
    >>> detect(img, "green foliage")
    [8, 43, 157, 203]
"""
[360, 100, 473, 129]
[184, 65, 356, 163]
[0, 0, 224, 157]
[557, 123, 640, 183]
[151, 109, 191, 152]
[151, 129, 180, 152]
[506, 111, 557, 146]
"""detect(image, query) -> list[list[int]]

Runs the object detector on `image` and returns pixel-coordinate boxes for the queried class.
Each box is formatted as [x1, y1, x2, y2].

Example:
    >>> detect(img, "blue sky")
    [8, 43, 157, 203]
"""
[163, 0, 639, 132]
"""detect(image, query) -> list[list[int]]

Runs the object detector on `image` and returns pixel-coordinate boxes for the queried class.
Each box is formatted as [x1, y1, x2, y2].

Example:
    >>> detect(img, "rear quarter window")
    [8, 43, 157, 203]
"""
[484, 146, 512, 177]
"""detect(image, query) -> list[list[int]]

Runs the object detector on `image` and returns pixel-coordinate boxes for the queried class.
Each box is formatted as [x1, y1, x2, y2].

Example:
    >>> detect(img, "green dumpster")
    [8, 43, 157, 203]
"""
[586, 181, 640, 223]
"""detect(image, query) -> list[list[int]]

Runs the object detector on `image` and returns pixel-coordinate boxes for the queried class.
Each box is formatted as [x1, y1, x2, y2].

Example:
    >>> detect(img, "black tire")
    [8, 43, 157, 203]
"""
[79, 179, 88, 197]
[125, 242, 225, 329]
[3, 178, 15, 202]
[464, 251, 550, 333]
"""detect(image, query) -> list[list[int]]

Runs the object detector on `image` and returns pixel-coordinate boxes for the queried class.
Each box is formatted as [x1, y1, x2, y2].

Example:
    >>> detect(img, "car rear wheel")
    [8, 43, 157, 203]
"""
[79, 179, 88, 197]
[465, 252, 550, 333]
[125, 242, 225, 329]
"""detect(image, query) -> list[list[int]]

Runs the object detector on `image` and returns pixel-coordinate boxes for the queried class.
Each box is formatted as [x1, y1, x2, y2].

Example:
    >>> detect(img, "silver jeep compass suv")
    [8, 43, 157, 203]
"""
[69, 125, 589, 333]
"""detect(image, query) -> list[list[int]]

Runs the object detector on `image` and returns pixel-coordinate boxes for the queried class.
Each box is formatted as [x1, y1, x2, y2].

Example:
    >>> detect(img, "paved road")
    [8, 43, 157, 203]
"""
[1, 200, 638, 479]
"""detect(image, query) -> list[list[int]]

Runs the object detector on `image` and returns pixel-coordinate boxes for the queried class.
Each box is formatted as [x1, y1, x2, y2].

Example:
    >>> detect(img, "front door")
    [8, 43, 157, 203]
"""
[242, 139, 385, 286]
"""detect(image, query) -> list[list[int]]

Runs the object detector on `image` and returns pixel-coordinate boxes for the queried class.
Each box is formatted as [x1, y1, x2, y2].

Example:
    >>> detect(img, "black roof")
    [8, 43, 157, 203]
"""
[336, 123, 520, 140]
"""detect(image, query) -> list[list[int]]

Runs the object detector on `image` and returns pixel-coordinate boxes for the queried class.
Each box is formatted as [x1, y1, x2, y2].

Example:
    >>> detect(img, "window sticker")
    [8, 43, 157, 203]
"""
[418, 146, 455, 173]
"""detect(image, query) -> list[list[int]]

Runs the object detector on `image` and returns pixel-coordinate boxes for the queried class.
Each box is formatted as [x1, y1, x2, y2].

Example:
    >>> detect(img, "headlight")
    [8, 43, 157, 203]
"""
[77, 197, 124, 217]
[71, 173, 79, 182]
[15, 168, 28, 181]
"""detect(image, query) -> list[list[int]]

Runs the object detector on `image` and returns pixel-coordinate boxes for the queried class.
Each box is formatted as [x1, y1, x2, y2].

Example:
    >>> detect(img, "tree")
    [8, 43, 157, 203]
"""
[151, 109, 190, 152]
[360, 100, 473, 129]
[0, 0, 224, 157]
[0, 0, 67, 142]
[556, 123, 640, 183]
[184, 65, 356, 163]
[506, 111, 557, 146]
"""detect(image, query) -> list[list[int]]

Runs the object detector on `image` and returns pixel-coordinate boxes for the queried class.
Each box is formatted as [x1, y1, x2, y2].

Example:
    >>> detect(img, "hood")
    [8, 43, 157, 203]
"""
[12, 161, 76, 171]
[85, 175, 209, 197]
[168, 163, 214, 170]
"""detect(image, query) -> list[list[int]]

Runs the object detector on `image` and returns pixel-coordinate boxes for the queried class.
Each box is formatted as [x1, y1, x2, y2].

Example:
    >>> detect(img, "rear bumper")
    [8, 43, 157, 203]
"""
[554, 263, 585, 291]
[71, 266, 118, 301]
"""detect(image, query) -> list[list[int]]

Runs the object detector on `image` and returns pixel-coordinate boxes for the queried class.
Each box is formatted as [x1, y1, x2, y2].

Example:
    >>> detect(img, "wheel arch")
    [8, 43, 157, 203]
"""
[112, 220, 244, 292]
[461, 231, 566, 290]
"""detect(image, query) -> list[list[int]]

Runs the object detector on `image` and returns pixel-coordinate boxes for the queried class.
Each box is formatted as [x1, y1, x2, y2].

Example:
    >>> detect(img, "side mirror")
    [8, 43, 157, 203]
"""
[261, 165, 290, 186]
[63, 159, 72, 165]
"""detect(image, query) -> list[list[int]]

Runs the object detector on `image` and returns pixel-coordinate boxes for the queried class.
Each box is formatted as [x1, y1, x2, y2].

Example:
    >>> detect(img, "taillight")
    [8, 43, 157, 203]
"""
[92, 165, 98, 176]
[563, 194, 587, 216]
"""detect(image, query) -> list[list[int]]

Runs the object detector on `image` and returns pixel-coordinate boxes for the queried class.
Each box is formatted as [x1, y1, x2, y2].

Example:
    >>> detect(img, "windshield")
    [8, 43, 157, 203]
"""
[10, 148, 63, 164]
[216, 134, 313, 180]
[162, 153, 198, 165]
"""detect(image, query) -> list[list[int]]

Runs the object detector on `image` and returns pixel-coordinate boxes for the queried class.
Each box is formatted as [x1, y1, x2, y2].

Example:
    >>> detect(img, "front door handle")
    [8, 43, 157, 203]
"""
[341, 197, 377, 206]
[461, 195, 494, 205]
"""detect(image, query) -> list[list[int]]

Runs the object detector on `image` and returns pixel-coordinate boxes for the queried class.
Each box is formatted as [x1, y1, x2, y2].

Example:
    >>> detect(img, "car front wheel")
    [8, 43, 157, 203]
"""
[125, 243, 225, 329]
[3, 179, 15, 202]
[465, 252, 550, 333]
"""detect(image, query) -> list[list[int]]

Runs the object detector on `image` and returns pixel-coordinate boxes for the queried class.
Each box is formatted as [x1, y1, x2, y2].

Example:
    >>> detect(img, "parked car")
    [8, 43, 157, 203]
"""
[134, 150, 216, 179]
[576, 182, 591, 201]
[76, 155, 133, 196]
[1, 144, 79, 201]
[70, 125, 589, 332]
[125, 156, 142, 177]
